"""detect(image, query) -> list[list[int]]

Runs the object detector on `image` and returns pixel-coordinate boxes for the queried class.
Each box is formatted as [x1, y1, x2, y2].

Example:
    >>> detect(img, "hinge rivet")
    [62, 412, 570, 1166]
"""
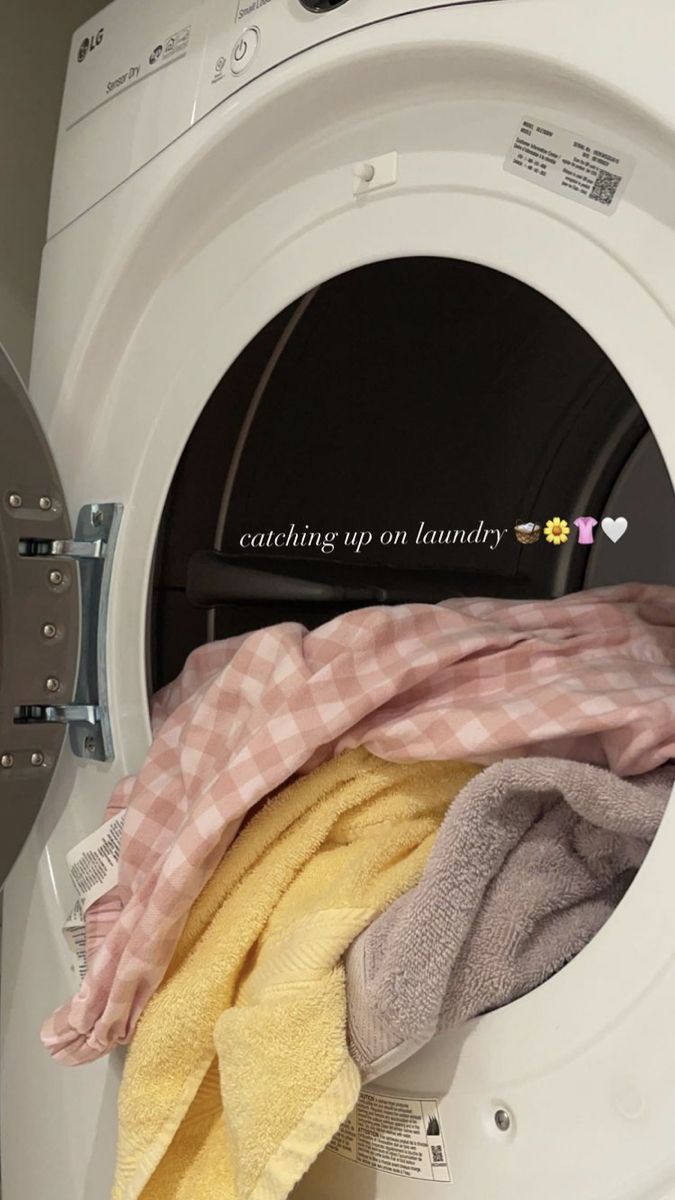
[30, 751, 45, 767]
[45, 677, 60, 693]
[42, 622, 57, 639]
[91, 508, 103, 527]
[39, 496, 52, 511]
[1, 753, 14, 768]
[8, 493, 22, 508]
[48, 569, 64, 586]
[84, 736, 97, 755]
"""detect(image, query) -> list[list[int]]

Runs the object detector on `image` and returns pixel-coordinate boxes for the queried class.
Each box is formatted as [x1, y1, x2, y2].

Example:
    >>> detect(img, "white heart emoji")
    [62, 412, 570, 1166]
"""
[601, 516, 628, 543]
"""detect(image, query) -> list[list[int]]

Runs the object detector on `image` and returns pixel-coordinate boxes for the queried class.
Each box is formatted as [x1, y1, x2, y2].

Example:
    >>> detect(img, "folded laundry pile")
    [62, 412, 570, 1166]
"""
[43, 582, 675, 1064]
[346, 756, 675, 1080]
[111, 748, 479, 1200]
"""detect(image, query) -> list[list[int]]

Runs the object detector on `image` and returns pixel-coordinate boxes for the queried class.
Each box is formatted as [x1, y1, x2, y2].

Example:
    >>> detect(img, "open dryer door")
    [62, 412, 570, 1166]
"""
[0, 347, 90, 886]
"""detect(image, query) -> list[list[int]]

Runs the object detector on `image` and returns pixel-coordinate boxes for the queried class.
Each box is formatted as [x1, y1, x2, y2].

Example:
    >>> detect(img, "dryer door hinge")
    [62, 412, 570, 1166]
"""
[17, 502, 123, 762]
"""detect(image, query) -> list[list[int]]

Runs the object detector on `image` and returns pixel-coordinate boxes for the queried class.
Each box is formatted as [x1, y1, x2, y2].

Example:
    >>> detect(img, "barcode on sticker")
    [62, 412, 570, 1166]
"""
[65, 922, 88, 981]
[63, 897, 88, 979]
[589, 169, 622, 207]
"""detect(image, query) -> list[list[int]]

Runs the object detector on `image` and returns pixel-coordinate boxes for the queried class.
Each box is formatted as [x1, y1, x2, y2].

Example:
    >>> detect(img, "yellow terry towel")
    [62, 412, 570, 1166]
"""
[113, 747, 480, 1200]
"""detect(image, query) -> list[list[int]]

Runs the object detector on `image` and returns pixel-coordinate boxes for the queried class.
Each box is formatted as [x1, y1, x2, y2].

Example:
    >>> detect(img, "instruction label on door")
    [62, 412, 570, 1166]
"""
[66, 810, 125, 913]
[504, 116, 634, 215]
[62, 811, 126, 977]
[63, 898, 88, 981]
[327, 1089, 452, 1182]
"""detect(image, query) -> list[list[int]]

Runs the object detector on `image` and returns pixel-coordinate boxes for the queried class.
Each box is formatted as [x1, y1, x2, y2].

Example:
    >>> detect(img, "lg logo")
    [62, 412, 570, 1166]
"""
[77, 28, 104, 62]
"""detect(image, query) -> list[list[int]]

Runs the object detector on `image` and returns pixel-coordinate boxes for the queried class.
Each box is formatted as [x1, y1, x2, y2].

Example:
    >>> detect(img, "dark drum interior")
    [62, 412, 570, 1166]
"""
[149, 257, 675, 691]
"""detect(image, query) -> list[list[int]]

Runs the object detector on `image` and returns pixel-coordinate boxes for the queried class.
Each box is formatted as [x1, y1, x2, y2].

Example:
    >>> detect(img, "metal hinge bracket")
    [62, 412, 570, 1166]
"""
[17, 502, 123, 762]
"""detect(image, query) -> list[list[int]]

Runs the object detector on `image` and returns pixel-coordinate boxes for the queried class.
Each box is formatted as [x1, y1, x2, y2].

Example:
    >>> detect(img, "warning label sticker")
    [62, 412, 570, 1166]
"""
[62, 810, 126, 977]
[504, 116, 634, 215]
[327, 1090, 451, 1183]
[63, 898, 88, 981]
[66, 810, 125, 914]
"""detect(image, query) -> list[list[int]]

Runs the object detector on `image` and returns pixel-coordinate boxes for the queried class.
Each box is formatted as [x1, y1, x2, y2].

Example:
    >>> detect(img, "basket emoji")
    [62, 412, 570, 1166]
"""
[514, 521, 541, 545]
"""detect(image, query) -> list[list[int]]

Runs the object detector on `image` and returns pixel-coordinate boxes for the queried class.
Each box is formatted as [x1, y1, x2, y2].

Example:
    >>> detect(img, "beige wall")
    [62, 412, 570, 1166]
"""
[0, 0, 102, 384]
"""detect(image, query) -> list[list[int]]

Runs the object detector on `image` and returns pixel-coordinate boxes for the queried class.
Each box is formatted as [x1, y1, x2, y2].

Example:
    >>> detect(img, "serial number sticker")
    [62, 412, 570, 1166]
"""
[504, 116, 634, 215]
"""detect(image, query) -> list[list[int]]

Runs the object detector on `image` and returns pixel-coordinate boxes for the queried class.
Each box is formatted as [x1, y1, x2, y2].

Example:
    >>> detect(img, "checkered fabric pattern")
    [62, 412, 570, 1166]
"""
[42, 583, 675, 1065]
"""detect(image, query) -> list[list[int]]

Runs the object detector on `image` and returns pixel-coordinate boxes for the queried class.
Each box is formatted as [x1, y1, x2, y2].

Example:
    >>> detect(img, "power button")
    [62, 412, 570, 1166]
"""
[230, 26, 260, 75]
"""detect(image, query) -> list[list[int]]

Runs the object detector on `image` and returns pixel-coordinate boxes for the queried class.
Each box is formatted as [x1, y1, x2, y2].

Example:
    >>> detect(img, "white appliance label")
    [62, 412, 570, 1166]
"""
[66, 810, 125, 914]
[62, 3, 201, 131]
[504, 116, 634, 214]
[63, 898, 88, 981]
[327, 1090, 452, 1182]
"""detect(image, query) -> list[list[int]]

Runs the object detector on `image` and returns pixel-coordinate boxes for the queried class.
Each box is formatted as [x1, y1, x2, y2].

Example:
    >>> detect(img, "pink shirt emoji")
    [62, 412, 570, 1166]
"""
[574, 516, 598, 545]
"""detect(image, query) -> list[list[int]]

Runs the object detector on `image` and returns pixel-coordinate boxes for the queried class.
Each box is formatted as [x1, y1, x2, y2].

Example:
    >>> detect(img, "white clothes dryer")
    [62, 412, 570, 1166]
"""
[2, 0, 675, 1197]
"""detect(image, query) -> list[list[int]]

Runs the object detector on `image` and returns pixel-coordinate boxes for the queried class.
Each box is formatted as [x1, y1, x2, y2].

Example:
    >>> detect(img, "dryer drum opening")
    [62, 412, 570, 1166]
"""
[151, 256, 674, 687]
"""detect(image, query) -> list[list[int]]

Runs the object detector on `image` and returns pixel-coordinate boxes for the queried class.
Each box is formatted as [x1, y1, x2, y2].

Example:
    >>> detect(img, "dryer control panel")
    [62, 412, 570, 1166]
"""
[50, 0, 497, 234]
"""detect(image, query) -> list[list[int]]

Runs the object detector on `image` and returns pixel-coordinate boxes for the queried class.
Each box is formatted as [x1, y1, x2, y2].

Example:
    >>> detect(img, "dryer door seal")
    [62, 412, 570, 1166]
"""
[0, 346, 80, 886]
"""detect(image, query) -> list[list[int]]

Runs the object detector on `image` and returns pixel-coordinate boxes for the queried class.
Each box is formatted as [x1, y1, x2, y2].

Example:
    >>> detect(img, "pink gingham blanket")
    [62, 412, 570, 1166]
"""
[42, 584, 675, 1065]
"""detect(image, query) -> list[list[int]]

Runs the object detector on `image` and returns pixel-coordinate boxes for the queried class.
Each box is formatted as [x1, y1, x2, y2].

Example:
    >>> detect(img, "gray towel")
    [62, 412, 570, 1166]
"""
[346, 757, 674, 1081]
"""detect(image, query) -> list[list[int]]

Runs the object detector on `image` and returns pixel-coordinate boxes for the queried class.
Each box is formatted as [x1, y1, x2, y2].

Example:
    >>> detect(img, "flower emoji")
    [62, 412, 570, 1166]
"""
[544, 517, 570, 545]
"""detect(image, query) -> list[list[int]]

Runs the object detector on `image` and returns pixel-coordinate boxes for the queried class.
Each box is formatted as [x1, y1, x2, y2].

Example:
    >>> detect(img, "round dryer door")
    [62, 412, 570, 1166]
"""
[0, 346, 79, 886]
